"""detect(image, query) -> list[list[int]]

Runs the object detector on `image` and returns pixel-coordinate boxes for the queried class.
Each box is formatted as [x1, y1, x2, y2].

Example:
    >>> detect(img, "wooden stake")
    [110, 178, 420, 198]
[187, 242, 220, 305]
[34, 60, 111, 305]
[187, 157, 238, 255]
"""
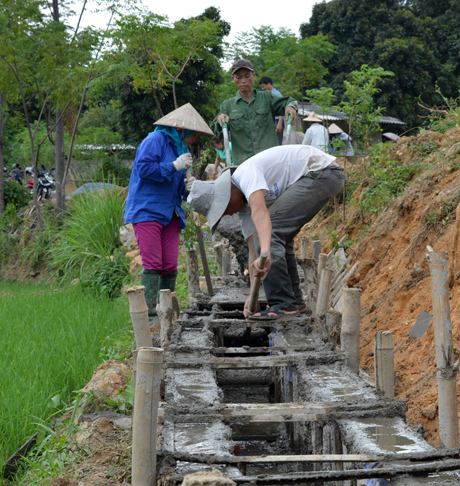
[214, 243, 224, 276]
[311, 240, 321, 261]
[316, 268, 333, 316]
[341, 288, 361, 374]
[222, 249, 232, 277]
[300, 238, 307, 259]
[186, 249, 200, 298]
[132, 347, 163, 486]
[374, 331, 395, 398]
[126, 286, 152, 348]
[428, 251, 459, 448]
[158, 289, 173, 348]
[317, 253, 327, 277]
[448, 202, 460, 288]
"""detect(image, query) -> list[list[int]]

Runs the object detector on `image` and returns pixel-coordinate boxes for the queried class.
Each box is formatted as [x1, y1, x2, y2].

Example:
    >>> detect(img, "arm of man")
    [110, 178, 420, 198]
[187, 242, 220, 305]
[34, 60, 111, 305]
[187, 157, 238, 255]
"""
[271, 95, 298, 125]
[211, 101, 230, 136]
[248, 190, 272, 276]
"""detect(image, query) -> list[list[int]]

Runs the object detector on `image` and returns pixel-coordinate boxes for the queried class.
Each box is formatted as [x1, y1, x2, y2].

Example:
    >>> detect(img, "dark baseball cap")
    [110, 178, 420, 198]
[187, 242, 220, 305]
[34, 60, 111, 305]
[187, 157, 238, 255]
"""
[231, 59, 254, 74]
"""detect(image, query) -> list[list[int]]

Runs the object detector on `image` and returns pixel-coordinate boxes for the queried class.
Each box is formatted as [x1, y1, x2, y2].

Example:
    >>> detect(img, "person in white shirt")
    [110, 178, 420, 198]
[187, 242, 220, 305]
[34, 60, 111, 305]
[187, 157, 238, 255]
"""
[186, 144, 344, 320]
[302, 112, 329, 153]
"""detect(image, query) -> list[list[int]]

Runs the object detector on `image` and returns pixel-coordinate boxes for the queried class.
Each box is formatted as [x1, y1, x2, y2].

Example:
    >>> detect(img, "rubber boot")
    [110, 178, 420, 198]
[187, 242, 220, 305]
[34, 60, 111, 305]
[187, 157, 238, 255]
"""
[159, 269, 177, 292]
[140, 269, 161, 316]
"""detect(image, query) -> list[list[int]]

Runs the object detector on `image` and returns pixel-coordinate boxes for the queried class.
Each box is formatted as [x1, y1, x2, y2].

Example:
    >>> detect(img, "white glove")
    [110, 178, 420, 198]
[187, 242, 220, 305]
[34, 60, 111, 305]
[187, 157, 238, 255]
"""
[173, 153, 193, 171]
[185, 176, 196, 192]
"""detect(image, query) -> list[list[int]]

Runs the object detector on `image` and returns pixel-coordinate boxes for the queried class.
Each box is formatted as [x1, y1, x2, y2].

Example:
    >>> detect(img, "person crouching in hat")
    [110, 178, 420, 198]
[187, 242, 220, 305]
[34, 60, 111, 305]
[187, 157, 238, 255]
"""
[124, 103, 213, 317]
[186, 144, 345, 320]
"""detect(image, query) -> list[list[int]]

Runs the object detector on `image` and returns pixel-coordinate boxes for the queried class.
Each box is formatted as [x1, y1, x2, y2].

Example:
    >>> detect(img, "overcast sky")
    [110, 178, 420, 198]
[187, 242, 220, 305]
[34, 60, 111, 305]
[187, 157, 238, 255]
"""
[71, 0, 319, 46]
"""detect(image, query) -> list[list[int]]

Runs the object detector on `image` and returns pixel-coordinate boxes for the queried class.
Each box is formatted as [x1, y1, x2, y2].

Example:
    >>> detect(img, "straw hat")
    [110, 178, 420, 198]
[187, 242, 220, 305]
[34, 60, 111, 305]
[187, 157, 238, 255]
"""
[328, 123, 343, 134]
[154, 103, 214, 136]
[302, 112, 322, 123]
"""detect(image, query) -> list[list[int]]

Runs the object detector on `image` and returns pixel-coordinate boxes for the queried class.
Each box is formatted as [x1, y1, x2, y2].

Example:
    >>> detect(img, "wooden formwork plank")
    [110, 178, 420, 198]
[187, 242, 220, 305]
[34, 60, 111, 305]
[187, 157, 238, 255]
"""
[165, 351, 347, 369]
[157, 399, 405, 422]
[166, 458, 460, 484]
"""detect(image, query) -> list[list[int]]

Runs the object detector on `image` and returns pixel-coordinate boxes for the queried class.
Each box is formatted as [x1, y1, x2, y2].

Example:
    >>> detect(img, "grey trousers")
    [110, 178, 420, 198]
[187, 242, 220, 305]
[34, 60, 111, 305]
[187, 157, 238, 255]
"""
[254, 167, 344, 310]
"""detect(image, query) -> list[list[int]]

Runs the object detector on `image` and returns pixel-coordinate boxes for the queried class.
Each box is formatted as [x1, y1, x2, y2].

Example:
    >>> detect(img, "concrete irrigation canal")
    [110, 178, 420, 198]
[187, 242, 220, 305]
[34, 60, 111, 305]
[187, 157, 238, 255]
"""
[128, 238, 460, 486]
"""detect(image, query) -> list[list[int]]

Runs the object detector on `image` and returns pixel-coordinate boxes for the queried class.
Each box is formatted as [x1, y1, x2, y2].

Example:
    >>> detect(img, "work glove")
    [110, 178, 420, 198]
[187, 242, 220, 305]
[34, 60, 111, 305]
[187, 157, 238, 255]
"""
[185, 176, 196, 192]
[173, 153, 193, 172]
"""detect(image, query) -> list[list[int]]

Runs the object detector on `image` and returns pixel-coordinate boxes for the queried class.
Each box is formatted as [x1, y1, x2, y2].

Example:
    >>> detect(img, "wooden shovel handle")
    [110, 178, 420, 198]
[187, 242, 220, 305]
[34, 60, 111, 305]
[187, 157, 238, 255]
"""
[248, 251, 269, 313]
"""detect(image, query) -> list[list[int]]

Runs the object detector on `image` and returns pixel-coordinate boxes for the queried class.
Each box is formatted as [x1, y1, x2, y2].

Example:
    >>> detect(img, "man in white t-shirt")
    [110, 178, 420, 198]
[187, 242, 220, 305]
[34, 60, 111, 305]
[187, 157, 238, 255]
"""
[186, 145, 344, 320]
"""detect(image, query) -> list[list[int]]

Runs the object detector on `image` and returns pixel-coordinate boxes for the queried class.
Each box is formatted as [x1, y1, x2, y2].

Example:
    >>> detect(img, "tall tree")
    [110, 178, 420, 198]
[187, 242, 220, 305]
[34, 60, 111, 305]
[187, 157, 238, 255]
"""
[300, 0, 459, 127]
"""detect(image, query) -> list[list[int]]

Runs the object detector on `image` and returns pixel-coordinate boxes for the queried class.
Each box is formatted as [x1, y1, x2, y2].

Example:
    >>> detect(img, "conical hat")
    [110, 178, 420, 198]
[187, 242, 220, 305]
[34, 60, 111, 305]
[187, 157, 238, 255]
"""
[328, 123, 343, 134]
[302, 112, 322, 123]
[154, 103, 214, 136]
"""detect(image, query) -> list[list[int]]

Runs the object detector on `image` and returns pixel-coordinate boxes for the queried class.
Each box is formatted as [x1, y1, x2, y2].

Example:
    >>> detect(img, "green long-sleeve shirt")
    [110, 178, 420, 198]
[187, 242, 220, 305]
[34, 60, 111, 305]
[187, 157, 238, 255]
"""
[211, 90, 298, 166]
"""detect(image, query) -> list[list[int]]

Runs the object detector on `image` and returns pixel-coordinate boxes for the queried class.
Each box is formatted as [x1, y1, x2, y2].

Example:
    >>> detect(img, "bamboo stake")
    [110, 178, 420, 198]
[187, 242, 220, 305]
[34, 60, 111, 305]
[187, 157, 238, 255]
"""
[132, 347, 163, 486]
[186, 249, 200, 298]
[317, 253, 328, 277]
[311, 240, 321, 261]
[448, 202, 460, 288]
[428, 251, 459, 448]
[341, 288, 361, 374]
[316, 268, 333, 316]
[158, 289, 173, 348]
[214, 243, 224, 276]
[374, 331, 395, 398]
[126, 286, 152, 348]
[300, 238, 307, 259]
[133, 348, 138, 406]
[222, 249, 232, 277]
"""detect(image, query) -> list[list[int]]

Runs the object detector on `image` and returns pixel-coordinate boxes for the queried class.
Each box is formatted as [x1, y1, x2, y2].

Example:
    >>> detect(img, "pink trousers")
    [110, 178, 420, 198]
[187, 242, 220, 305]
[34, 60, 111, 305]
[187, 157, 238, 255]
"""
[133, 214, 181, 274]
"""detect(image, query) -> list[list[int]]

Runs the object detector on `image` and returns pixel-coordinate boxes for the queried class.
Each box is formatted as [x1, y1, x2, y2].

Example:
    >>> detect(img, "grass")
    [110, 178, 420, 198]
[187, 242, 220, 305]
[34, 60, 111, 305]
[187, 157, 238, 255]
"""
[0, 281, 130, 466]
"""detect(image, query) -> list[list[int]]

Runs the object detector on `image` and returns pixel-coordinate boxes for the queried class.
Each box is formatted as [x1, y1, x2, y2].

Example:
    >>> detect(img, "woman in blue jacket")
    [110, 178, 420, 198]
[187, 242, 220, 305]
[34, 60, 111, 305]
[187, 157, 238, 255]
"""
[124, 103, 213, 316]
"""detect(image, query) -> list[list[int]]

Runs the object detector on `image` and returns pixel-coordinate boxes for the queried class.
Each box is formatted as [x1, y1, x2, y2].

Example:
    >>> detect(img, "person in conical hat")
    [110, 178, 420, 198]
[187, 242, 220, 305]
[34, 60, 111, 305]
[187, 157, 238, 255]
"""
[301, 112, 329, 153]
[328, 123, 354, 160]
[124, 103, 213, 317]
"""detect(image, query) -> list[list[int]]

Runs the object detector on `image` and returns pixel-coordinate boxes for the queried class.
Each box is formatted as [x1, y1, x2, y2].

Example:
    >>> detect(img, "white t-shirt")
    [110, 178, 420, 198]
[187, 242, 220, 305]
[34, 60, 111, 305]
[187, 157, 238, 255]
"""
[302, 123, 330, 152]
[232, 144, 336, 238]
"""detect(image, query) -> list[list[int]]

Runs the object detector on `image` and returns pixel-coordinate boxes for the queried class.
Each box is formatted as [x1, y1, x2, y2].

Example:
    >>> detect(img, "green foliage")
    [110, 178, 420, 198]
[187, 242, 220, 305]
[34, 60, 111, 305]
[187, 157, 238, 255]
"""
[48, 183, 127, 280]
[340, 65, 394, 151]
[0, 282, 129, 460]
[353, 143, 422, 215]
[230, 26, 336, 99]
[3, 180, 31, 209]
[300, 0, 460, 128]
[79, 249, 131, 299]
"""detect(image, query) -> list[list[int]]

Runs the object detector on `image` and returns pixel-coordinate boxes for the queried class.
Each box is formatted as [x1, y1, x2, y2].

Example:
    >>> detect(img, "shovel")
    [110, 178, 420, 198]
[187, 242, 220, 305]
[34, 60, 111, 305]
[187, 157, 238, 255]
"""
[247, 251, 268, 313]
[285, 114, 292, 144]
[222, 121, 232, 168]
[186, 167, 214, 296]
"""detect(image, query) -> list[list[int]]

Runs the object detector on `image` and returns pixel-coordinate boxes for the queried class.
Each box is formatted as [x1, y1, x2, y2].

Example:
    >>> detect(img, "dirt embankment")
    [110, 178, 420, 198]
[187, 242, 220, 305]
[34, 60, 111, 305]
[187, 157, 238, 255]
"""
[298, 126, 460, 446]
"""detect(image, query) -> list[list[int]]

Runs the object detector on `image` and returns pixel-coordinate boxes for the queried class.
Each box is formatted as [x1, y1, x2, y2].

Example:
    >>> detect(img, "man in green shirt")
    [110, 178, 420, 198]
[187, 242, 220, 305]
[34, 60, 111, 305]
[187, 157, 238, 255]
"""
[211, 59, 298, 166]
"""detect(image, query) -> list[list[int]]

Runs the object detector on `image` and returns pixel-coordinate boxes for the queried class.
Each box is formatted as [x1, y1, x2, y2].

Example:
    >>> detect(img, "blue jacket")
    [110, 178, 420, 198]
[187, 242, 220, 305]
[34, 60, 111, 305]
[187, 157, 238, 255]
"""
[124, 132, 187, 228]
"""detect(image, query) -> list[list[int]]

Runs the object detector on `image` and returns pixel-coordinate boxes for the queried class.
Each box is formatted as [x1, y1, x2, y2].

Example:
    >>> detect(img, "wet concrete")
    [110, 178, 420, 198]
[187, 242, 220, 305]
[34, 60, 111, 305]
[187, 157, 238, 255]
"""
[158, 274, 459, 485]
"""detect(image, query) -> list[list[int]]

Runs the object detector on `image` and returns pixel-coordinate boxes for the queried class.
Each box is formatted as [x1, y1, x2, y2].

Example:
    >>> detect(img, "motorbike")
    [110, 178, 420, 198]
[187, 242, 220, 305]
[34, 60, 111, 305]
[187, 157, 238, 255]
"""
[26, 166, 55, 201]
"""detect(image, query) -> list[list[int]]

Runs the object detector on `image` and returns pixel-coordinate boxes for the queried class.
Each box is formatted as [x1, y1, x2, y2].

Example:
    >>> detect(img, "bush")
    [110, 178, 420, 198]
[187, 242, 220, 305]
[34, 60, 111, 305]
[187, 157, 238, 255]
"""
[3, 180, 31, 208]
[80, 250, 131, 299]
[48, 182, 127, 280]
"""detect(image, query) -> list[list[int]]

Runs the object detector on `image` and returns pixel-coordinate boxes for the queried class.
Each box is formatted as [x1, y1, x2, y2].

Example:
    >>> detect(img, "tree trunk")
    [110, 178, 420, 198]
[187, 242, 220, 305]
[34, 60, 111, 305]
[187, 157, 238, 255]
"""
[0, 94, 6, 216]
[54, 110, 65, 215]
